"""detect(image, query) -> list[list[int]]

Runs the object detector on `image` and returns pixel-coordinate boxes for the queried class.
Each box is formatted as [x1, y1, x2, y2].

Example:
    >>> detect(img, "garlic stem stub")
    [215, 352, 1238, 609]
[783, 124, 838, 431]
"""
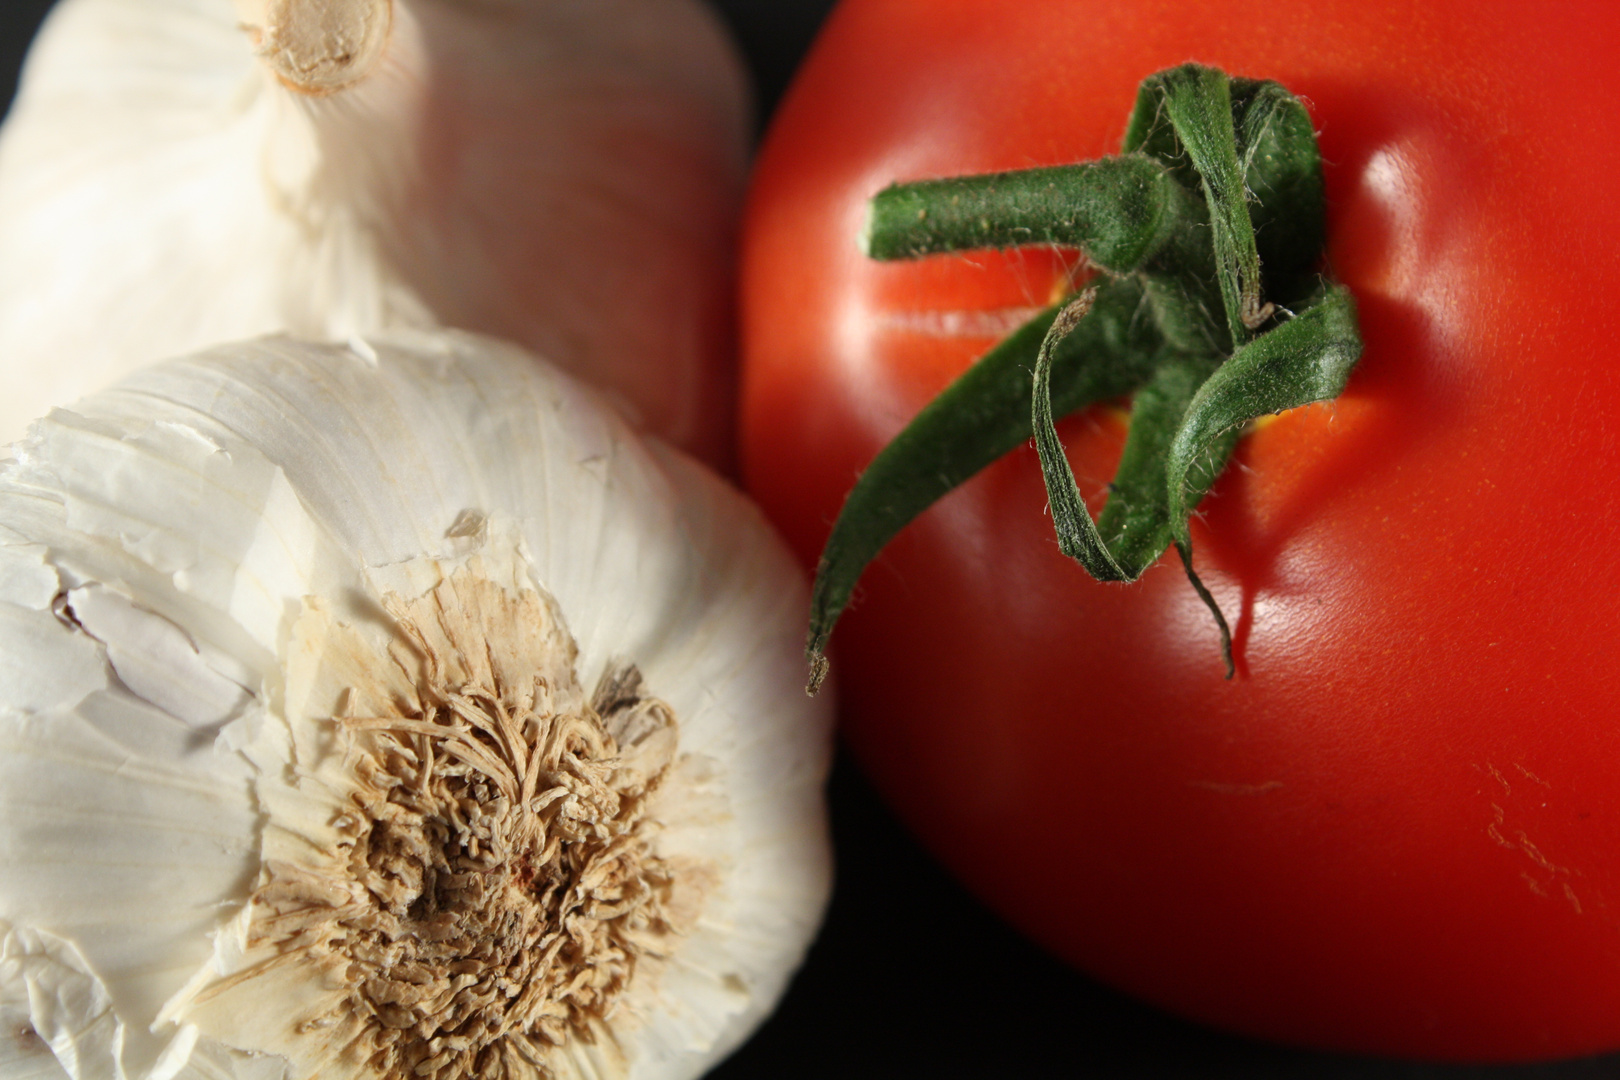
[0, 0, 749, 466]
[0, 330, 832, 1080]
[231, 0, 394, 94]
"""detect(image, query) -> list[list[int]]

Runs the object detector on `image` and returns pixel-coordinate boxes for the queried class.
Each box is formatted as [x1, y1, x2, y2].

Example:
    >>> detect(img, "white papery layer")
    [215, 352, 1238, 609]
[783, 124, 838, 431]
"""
[0, 332, 831, 1080]
[0, 0, 748, 462]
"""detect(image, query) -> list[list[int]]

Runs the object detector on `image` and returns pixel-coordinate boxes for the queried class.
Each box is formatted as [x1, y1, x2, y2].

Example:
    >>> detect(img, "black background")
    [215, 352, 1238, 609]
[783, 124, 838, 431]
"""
[2, 2, 1618, 1077]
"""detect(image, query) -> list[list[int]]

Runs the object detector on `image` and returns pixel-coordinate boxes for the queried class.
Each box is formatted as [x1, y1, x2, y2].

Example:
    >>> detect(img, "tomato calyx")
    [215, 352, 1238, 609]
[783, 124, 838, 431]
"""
[805, 64, 1363, 693]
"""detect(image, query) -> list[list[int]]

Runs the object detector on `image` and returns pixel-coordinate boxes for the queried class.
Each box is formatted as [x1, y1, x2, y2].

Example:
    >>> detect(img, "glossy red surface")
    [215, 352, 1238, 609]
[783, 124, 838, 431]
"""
[740, 0, 1620, 1061]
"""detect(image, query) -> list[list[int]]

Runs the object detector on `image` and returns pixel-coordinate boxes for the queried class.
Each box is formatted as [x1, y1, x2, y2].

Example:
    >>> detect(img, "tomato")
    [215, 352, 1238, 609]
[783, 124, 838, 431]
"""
[738, 0, 1620, 1063]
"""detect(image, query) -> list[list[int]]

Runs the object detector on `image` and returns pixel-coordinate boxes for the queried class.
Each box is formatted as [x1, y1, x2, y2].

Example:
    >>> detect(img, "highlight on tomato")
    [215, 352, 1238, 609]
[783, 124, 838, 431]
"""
[739, 0, 1620, 1063]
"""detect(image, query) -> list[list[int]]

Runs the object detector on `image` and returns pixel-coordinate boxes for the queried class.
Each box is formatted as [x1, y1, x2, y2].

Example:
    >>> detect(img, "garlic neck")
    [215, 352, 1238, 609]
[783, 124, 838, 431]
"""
[233, 0, 394, 95]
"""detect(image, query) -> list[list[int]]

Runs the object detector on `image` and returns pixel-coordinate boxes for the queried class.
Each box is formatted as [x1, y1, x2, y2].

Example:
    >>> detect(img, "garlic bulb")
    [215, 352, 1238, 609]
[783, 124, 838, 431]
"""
[0, 0, 749, 466]
[0, 330, 831, 1080]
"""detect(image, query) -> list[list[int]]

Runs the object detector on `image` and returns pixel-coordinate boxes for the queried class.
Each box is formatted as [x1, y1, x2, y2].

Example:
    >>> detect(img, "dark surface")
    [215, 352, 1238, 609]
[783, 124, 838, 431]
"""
[0, 0, 50, 113]
[707, 0, 837, 132]
[1, 2, 1617, 1078]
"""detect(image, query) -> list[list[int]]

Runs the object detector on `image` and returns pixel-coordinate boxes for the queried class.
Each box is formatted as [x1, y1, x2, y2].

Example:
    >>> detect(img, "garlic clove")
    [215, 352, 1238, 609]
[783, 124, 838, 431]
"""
[0, 331, 832, 1080]
[0, 0, 749, 466]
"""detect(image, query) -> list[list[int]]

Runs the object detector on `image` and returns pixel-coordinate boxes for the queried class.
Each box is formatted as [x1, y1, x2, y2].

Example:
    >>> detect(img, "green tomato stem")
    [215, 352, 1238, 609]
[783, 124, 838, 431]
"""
[804, 63, 1362, 691]
[862, 156, 1196, 274]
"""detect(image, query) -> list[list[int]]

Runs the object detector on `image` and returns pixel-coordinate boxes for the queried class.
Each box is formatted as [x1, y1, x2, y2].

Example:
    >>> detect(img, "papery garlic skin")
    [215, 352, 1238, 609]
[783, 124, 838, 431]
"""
[0, 331, 831, 1080]
[0, 0, 749, 466]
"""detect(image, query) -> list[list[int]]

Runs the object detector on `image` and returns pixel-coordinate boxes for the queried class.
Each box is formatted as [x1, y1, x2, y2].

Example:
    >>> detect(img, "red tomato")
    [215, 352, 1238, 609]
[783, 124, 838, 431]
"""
[739, 0, 1620, 1063]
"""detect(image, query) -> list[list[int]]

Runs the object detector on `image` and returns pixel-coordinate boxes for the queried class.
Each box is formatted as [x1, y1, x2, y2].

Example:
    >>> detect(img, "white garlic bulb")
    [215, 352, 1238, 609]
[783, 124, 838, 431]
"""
[0, 0, 749, 466]
[0, 330, 831, 1080]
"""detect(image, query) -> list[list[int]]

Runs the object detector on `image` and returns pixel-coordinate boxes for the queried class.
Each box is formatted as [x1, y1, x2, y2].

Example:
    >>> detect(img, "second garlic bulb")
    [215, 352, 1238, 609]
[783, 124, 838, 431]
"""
[0, 0, 750, 465]
[0, 329, 831, 1080]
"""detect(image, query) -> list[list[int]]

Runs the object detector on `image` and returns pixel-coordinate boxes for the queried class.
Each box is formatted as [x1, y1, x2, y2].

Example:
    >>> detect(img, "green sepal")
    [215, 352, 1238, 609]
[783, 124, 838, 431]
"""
[1159, 65, 1269, 344]
[1161, 284, 1362, 674]
[1094, 354, 1225, 574]
[1232, 81, 1327, 302]
[804, 64, 1362, 688]
[1029, 289, 1131, 581]
[1166, 284, 1363, 550]
[804, 278, 1162, 693]
[1124, 67, 1328, 352]
[1030, 284, 1360, 678]
[1030, 299, 1232, 585]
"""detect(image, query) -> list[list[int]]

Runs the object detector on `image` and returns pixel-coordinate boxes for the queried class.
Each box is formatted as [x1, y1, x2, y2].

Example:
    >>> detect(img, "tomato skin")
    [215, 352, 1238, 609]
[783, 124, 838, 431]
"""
[739, 0, 1620, 1063]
